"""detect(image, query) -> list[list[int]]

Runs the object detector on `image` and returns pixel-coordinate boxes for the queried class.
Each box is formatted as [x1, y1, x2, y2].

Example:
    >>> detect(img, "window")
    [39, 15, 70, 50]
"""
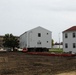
[47, 33, 48, 35]
[47, 41, 48, 43]
[40, 42, 41, 44]
[73, 33, 75, 38]
[73, 43, 76, 48]
[65, 43, 68, 48]
[38, 33, 41, 37]
[65, 33, 68, 38]
[37, 40, 41, 44]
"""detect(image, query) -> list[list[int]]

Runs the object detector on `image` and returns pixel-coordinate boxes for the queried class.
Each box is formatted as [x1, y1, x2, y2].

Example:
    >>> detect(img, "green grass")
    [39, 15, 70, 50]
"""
[49, 48, 63, 53]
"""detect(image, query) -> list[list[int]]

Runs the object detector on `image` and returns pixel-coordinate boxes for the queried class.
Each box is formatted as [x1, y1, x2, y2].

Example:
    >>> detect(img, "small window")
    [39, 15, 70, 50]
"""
[37, 40, 41, 44]
[73, 33, 75, 38]
[38, 33, 41, 37]
[40, 42, 41, 44]
[37, 41, 41, 44]
[65, 33, 68, 38]
[47, 41, 48, 43]
[73, 43, 76, 48]
[47, 33, 48, 35]
[65, 43, 68, 48]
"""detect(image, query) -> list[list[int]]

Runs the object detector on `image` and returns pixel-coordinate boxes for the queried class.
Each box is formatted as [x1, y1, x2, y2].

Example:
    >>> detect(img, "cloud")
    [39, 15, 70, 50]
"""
[28, 0, 76, 11]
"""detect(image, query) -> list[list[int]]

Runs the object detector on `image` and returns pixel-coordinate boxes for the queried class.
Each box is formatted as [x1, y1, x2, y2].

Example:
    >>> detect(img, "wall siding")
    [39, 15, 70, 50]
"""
[20, 27, 52, 48]
[63, 31, 76, 53]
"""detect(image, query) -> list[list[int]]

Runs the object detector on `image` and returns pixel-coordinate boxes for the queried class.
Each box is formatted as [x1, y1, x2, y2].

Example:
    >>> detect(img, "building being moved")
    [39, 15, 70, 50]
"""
[19, 26, 52, 52]
[63, 26, 76, 54]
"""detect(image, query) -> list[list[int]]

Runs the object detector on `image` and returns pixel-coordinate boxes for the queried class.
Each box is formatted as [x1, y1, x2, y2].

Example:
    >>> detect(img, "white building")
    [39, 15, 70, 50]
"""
[53, 43, 63, 49]
[63, 26, 76, 54]
[19, 26, 52, 51]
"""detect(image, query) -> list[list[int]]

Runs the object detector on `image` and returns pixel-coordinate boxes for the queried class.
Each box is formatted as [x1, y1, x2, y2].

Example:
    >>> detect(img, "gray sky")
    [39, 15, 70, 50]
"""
[0, 0, 76, 42]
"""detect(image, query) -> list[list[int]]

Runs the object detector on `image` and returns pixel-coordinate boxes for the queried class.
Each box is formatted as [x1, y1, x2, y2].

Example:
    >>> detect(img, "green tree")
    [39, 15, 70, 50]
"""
[3, 34, 19, 51]
[52, 39, 54, 47]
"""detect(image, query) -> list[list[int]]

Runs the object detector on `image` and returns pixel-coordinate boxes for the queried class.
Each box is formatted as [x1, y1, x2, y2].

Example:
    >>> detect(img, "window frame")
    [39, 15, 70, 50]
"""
[73, 32, 75, 38]
[38, 33, 41, 37]
[47, 33, 48, 35]
[47, 41, 48, 43]
[65, 33, 68, 38]
[73, 43, 76, 48]
[65, 43, 68, 48]
[37, 40, 41, 45]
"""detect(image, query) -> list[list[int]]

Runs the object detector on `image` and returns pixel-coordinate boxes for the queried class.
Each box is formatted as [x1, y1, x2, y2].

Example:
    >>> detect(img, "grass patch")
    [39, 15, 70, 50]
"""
[49, 48, 63, 53]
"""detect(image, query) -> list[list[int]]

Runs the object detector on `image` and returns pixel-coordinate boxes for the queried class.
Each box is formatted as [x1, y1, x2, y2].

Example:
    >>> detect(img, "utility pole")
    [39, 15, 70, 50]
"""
[59, 33, 60, 50]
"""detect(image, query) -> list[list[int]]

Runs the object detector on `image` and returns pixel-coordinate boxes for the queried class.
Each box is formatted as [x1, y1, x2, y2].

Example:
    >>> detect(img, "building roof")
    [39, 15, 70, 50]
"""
[20, 26, 52, 36]
[63, 26, 76, 33]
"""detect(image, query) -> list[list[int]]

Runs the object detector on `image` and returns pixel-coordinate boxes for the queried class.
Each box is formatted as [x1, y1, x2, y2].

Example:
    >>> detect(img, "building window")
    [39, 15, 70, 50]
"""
[47, 41, 48, 43]
[37, 41, 41, 44]
[73, 43, 76, 48]
[65, 43, 68, 48]
[38, 33, 41, 37]
[47, 33, 48, 35]
[73, 33, 75, 38]
[65, 33, 68, 38]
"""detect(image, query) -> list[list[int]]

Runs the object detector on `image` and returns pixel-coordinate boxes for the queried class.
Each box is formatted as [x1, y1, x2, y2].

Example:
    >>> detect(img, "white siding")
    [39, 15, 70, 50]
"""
[20, 26, 52, 48]
[20, 32, 27, 48]
[63, 31, 76, 53]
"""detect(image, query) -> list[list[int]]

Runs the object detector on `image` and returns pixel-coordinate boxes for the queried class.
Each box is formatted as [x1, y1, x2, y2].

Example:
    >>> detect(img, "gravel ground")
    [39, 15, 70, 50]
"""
[0, 52, 76, 75]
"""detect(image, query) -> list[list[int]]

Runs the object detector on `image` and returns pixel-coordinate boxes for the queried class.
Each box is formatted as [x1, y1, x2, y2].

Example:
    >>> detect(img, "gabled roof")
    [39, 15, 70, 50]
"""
[20, 26, 51, 36]
[29, 26, 51, 32]
[63, 26, 76, 33]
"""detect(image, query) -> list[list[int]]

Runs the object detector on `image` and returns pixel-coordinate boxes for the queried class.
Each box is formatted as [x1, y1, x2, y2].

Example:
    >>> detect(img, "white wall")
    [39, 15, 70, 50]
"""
[20, 32, 27, 48]
[28, 27, 52, 48]
[63, 31, 76, 53]
[20, 27, 52, 48]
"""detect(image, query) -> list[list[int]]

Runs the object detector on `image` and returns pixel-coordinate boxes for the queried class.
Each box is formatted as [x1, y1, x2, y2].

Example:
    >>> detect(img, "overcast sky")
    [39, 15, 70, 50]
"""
[0, 0, 76, 42]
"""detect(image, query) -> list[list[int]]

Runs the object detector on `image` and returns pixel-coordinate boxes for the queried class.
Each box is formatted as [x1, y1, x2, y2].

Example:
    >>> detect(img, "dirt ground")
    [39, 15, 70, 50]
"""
[0, 52, 76, 75]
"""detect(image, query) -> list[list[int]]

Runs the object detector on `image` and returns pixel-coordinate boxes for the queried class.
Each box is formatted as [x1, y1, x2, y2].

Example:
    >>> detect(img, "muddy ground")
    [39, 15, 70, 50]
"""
[0, 52, 76, 75]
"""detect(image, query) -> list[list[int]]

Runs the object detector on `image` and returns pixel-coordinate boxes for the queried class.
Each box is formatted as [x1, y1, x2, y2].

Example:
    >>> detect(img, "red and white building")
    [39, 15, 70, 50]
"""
[63, 26, 76, 54]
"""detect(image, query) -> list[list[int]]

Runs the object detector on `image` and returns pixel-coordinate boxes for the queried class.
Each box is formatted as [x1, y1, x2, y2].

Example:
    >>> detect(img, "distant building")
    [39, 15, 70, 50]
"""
[63, 26, 76, 54]
[53, 42, 63, 49]
[19, 26, 52, 51]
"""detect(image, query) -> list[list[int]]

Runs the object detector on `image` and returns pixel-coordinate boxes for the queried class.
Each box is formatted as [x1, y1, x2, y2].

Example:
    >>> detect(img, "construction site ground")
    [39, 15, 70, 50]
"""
[0, 52, 76, 75]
